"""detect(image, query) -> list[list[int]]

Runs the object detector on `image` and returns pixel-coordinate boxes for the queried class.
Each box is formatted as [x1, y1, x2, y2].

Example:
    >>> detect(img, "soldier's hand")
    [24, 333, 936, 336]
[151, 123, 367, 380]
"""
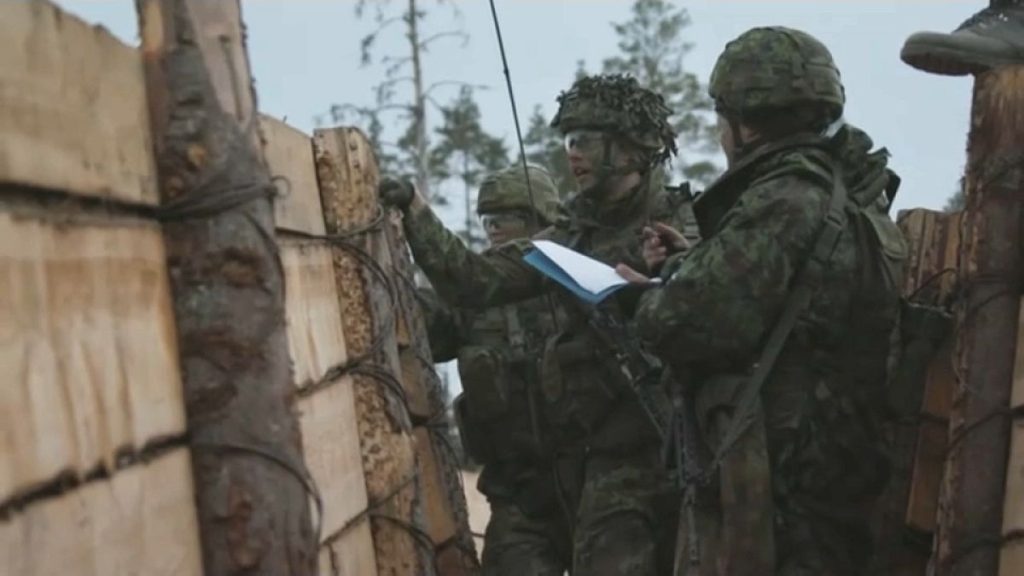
[378, 177, 416, 211]
[642, 222, 688, 274]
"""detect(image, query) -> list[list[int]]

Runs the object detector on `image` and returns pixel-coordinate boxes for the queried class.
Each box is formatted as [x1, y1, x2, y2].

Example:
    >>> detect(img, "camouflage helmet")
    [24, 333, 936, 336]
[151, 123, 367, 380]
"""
[550, 74, 678, 165]
[709, 27, 845, 120]
[477, 164, 561, 226]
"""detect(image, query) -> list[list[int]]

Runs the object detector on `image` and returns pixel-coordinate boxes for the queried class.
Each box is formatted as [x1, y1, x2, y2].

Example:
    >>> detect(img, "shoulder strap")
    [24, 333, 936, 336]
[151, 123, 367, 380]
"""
[708, 166, 849, 472]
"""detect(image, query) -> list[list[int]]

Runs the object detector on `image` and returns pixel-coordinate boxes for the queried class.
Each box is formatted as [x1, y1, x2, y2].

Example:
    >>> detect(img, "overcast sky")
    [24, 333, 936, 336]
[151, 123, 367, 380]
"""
[58, 0, 980, 214]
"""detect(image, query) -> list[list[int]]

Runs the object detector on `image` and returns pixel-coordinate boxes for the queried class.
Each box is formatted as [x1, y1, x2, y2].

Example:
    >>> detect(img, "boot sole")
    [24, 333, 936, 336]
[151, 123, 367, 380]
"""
[900, 31, 1022, 76]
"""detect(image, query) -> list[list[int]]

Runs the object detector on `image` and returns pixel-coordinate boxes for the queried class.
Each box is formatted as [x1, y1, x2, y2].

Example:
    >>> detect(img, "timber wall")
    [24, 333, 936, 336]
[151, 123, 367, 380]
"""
[0, 2, 475, 575]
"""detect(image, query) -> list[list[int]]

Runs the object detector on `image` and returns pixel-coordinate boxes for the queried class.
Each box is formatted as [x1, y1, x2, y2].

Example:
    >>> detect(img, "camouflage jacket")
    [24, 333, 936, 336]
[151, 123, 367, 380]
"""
[635, 125, 904, 500]
[406, 178, 697, 452]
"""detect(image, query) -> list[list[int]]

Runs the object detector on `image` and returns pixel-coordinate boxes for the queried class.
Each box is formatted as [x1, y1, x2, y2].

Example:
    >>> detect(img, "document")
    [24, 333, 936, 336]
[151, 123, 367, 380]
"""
[523, 239, 657, 305]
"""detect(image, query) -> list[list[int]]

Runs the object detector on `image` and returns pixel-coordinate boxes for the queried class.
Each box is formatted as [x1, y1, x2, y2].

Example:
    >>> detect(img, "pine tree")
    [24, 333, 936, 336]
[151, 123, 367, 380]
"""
[327, 0, 475, 200]
[431, 87, 510, 248]
[521, 106, 574, 198]
[602, 0, 720, 185]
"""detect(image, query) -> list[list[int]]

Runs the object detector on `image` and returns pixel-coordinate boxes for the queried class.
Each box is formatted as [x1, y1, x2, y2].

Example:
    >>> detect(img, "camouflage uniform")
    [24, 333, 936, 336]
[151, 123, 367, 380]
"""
[401, 76, 696, 575]
[634, 28, 906, 575]
[419, 165, 571, 576]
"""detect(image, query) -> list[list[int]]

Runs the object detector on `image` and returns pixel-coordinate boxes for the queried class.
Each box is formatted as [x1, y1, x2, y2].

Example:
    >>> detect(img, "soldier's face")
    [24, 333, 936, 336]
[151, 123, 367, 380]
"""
[717, 113, 737, 166]
[565, 131, 639, 196]
[481, 211, 529, 245]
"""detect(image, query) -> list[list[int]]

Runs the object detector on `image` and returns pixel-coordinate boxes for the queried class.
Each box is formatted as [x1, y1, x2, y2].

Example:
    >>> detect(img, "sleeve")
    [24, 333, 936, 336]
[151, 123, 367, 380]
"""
[403, 206, 547, 309]
[415, 287, 464, 363]
[634, 175, 827, 365]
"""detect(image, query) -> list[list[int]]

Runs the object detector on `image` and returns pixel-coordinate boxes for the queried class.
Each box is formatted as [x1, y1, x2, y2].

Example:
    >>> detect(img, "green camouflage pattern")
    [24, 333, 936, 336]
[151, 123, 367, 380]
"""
[635, 123, 904, 575]
[550, 74, 678, 164]
[405, 173, 697, 575]
[479, 500, 572, 576]
[477, 164, 562, 225]
[709, 27, 845, 118]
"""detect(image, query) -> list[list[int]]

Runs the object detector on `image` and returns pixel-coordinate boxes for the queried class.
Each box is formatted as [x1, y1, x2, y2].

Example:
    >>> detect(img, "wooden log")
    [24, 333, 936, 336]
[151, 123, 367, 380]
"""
[0, 448, 202, 576]
[280, 239, 348, 389]
[936, 64, 1024, 576]
[386, 215, 479, 572]
[0, 206, 186, 502]
[261, 115, 326, 236]
[320, 516, 379, 576]
[136, 0, 316, 573]
[0, 0, 158, 205]
[1000, 299, 1024, 575]
[314, 125, 430, 576]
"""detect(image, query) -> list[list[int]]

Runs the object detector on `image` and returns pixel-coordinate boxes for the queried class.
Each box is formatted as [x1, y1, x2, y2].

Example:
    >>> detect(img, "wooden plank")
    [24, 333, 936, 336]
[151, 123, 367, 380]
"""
[315, 126, 429, 575]
[297, 377, 366, 543]
[0, 0, 157, 204]
[281, 239, 348, 388]
[0, 208, 186, 501]
[0, 448, 202, 576]
[385, 207, 479, 572]
[320, 517, 379, 576]
[414, 426, 457, 546]
[1000, 299, 1024, 575]
[261, 115, 326, 235]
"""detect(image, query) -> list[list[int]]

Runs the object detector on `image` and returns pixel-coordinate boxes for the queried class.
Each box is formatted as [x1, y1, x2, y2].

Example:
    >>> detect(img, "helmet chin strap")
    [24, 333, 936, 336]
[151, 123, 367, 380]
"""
[580, 136, 649, 199]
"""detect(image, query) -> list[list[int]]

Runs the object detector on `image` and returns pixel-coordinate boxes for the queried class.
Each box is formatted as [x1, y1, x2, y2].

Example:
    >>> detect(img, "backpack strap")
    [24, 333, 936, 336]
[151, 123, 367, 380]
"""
[706, 166, 849, 473]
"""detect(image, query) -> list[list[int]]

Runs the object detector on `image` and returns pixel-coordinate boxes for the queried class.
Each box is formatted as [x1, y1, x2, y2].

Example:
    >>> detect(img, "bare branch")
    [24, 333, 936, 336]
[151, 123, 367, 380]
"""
[419, 30, 470, 49]
[424, 80, 489, 96]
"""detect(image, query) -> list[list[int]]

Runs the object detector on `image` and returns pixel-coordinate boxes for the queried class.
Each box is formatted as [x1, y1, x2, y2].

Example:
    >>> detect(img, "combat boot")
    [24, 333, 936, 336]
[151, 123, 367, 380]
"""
[901, 0, 1024, 76]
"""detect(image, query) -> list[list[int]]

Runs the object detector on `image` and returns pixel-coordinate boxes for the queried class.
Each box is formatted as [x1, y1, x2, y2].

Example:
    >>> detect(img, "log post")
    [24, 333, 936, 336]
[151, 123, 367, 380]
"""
[386, 215, 480, 574]
[936, 62, 1024, 575]
[314, 126, 433, 576]
[135, 1, 316, 574]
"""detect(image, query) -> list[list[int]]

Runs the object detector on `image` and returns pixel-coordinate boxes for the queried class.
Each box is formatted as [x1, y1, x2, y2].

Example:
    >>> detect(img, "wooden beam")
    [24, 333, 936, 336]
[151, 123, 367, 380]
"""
[386, 211, 479, 572]
[937, 65, 1024, 576]
[135, 0, 316, 573]
[1, 449, 202, 576]
[0, 207, 186, 502]
[1000, 298, 1024, 575]
[314, 126, 430, 575]
[0, 0, 157, 204]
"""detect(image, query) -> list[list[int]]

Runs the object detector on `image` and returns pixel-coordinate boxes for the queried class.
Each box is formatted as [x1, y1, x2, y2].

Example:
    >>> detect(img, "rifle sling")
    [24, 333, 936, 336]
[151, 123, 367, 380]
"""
[706, 167, 849, 474]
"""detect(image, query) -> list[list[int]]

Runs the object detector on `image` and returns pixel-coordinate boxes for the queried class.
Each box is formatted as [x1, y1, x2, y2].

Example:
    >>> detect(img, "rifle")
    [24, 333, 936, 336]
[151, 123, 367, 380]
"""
[668, 369, 705, 575]
[584, 306, 671, 442]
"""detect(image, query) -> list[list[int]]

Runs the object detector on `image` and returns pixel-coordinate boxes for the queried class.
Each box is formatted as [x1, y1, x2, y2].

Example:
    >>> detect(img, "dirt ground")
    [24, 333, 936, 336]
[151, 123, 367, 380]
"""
[462, 470, 490, 553]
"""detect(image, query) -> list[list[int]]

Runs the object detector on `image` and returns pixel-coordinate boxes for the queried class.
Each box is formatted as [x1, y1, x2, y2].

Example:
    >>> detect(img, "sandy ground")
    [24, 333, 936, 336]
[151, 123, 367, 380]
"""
[462, 470, 490, 554]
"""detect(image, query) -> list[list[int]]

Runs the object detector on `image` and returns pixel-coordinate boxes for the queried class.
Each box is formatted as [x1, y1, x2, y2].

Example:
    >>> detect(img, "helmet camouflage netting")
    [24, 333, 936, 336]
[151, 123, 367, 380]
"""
[550, 74, 678, 166]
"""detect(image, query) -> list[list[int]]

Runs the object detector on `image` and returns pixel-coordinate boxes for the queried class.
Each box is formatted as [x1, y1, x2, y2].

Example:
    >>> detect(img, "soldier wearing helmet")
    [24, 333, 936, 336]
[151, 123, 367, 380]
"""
[419, 164, 571, 575]
[618, 27, 905, 575]
[385, 74, 697, 575]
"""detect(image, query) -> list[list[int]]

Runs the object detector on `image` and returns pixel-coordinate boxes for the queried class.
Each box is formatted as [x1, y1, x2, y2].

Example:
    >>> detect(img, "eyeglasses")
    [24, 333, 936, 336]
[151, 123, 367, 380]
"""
[563, 130, 607, 153]
[480, 212, 528, 231]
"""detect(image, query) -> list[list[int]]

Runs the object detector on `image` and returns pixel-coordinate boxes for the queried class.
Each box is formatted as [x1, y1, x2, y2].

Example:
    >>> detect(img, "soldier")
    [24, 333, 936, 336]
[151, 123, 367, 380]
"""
[418, 164, 570, 576]
[617, 27, 907, 575]
[382, 74, 694, 575]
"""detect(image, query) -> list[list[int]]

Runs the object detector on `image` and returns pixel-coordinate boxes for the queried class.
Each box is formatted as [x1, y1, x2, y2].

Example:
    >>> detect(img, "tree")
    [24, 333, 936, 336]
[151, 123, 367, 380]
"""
[325, 0, 477, 201]
[431, 86, 509, 248]
[521, 106, 574, 198]
[602, 0, 720, 185]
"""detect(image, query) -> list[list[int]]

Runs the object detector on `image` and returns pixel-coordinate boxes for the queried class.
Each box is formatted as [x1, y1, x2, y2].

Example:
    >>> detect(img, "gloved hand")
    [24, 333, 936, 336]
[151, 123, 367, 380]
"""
[378, 177, 415, 211]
